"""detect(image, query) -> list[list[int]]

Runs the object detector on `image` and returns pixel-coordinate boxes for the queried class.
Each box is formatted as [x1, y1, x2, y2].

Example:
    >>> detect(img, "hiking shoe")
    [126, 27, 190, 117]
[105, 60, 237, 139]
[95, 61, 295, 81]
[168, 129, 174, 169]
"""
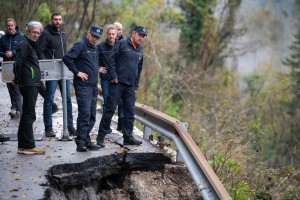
[0, 135, 10, 143]
[9, 109, 21, 118]
[17, 148, 46, 155]
[76, 144, 87, 152]
[68, 125, 77, 136]
[52, 103, 59, 114]
[45, 129, 56, 137]
[86, 143, 101, 151]
[97, 137, 105, 148]
[124, 137, 143, 145]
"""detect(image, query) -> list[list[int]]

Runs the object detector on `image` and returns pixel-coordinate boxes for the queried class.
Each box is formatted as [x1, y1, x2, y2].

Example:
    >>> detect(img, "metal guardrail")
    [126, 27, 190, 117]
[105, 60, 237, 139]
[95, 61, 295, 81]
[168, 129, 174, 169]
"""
[1, 59, 73, 82]
[134, 103, 231, 200]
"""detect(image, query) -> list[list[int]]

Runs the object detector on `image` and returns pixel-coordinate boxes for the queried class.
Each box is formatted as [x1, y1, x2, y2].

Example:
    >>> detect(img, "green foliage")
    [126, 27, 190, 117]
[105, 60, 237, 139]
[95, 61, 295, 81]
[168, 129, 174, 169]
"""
[1, 1, 298, 198]
[178, 0, 214, 61]
[165, 97, 183, 118]
[209, 151, 300, 199]
[283, 27, 300, 81]
[36, 3, 51, 25]
[243, 73, 266, 97]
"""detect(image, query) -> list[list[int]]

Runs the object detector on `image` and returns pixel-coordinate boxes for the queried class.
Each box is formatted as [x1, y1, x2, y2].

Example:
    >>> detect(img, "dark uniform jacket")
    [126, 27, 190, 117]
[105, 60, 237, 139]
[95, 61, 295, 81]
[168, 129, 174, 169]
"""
[96, 38, 115, 80]
[108, 37, 143, 90]
[62, 36, 99, 87]
[37, 24, 66, 59]
[14, 35, 41, 87]
[0, 27, 23, 61]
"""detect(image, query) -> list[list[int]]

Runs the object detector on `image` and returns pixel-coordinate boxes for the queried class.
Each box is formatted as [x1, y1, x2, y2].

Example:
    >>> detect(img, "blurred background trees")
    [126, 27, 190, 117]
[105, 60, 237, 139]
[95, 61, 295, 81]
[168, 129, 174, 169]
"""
[0, 0, 299, 198]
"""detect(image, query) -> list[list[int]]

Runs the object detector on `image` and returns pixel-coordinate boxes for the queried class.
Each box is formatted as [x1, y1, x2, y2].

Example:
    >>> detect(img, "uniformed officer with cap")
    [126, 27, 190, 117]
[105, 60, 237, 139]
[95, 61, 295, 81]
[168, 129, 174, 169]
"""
[63, 24, 103, 152]
[97, 25, 148, 147]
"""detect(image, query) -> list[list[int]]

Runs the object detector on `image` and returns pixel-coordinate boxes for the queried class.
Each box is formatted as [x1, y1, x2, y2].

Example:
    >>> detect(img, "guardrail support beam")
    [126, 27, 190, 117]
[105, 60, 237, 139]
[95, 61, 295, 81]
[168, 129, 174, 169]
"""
[143, 125, 152, 140]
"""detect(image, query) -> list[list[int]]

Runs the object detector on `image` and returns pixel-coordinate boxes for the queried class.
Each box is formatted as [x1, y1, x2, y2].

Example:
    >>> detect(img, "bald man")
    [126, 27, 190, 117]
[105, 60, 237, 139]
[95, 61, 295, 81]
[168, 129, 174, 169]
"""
[113, 22, 123, 40]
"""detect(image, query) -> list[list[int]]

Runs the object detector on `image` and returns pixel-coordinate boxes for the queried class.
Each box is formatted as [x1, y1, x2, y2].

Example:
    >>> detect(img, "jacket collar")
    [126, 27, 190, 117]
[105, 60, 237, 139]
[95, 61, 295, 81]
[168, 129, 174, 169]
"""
[83, 36, 96, 48]
[104, 38, 116, 47]
[5, 26, 21, 36]
[24, 35, 37, 48]
[127, 36, 141, 50]
[45, 24, 64, 34]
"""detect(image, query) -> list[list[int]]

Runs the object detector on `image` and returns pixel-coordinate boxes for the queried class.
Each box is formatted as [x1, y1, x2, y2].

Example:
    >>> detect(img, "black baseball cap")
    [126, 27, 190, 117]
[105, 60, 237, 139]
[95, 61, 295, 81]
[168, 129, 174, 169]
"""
[90, 25, 103, 37]
[132, 25, 148, 36]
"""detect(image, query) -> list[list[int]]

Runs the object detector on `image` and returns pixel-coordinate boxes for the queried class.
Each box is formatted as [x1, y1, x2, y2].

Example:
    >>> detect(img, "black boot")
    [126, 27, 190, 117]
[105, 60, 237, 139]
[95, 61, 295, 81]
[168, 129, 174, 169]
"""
[68, 125, 77, 136]
[45, 125, 56, 137]
[124, 136, 142, 145]
[97, 137, 105, 148]
[117, 118, 124, 131]
[86, 143, 101, 150]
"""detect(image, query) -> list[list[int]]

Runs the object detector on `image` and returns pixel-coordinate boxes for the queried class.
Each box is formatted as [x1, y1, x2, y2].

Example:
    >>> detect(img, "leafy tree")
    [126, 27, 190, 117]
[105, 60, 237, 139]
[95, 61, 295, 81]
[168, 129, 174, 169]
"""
[178, 0, 213, 61]
[178, 0, 242, 71]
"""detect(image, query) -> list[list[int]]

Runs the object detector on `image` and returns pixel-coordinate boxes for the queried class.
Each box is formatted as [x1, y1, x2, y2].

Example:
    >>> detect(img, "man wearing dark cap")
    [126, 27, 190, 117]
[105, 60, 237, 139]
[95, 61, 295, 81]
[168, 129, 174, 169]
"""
[97, 25, 148, 147]
[63, 25, 103, 152]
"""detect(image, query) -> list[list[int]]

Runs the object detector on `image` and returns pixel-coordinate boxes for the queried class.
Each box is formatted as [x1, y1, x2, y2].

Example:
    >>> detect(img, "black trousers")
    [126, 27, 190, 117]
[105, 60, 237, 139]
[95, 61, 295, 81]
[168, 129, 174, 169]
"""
[18, 86, 39, 149]
[74, 85, 97, 146]
[39, 81, 46, 98]
[6, 83, 22, 111]
[98, 82, 135, 140]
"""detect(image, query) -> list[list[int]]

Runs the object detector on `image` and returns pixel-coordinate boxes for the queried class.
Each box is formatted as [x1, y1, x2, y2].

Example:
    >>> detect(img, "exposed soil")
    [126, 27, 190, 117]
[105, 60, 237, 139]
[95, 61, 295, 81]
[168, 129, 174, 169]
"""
[98, 164, 201, 200]
[45, 153, 201, 200]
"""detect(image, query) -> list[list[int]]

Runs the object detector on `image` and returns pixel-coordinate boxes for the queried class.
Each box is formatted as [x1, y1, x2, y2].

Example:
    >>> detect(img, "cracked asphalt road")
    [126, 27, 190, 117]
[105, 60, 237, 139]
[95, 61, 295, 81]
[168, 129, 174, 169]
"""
[0, 80, 158, 199]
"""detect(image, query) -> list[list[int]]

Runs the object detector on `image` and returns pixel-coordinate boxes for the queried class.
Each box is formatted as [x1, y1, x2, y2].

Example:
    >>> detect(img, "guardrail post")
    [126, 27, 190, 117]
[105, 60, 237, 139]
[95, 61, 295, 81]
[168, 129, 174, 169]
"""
[176, 150, 184, 162]
[143, 125, 152, 140]
[59, 61, 71, 140]
[176, 122, 188, 162]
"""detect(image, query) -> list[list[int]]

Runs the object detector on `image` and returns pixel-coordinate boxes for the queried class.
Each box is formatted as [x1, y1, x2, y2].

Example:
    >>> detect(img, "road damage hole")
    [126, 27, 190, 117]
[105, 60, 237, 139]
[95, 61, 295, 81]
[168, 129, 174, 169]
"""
[44, 153, 201, 199]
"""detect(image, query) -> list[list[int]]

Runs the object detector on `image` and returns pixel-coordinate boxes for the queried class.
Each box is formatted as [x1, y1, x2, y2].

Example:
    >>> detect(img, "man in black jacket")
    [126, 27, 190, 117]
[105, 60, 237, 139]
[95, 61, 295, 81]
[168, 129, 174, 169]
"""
[97, 24, 124, 132]
[97, 25, 148, 147]
[0, 19, 58, 119]
[38, 12, 76, 137]
[0, 18, 23, 118]
[14, 21, 45, 155]
[63, 25, 103, 152]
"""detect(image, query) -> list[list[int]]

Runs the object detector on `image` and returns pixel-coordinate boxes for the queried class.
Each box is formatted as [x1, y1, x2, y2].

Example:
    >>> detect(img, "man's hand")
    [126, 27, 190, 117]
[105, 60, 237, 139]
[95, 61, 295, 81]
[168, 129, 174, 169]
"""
[99, 67, 107, 74]
[5, 51, 13, 58]
[11, 76, 16, 85]
[111, 79, 118, 84]
[77, 71, 88, 81]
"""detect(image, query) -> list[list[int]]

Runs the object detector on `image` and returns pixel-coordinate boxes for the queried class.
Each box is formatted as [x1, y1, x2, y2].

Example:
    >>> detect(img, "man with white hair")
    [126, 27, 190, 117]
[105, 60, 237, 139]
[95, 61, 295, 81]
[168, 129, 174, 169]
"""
[97, 24, 125, 133]
[14, 21, 46, 155]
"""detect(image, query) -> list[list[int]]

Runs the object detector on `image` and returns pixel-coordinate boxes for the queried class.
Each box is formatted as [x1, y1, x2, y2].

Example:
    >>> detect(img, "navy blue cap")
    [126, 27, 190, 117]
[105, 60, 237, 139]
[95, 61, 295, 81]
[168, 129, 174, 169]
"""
[90, 24, 103, 37]
[132, 25, 148, 36]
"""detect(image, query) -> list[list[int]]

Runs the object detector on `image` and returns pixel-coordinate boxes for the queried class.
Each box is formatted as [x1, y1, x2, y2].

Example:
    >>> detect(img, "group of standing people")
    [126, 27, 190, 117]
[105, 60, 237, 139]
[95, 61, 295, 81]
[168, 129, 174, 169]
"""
[0, 12, 148, 154]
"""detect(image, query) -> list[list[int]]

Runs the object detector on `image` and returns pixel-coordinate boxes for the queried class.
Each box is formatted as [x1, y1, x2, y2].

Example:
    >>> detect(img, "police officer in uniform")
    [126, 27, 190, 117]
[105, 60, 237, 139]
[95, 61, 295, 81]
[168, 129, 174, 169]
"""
[63, 25, 103, 152]
[97, 25, 148, 147]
